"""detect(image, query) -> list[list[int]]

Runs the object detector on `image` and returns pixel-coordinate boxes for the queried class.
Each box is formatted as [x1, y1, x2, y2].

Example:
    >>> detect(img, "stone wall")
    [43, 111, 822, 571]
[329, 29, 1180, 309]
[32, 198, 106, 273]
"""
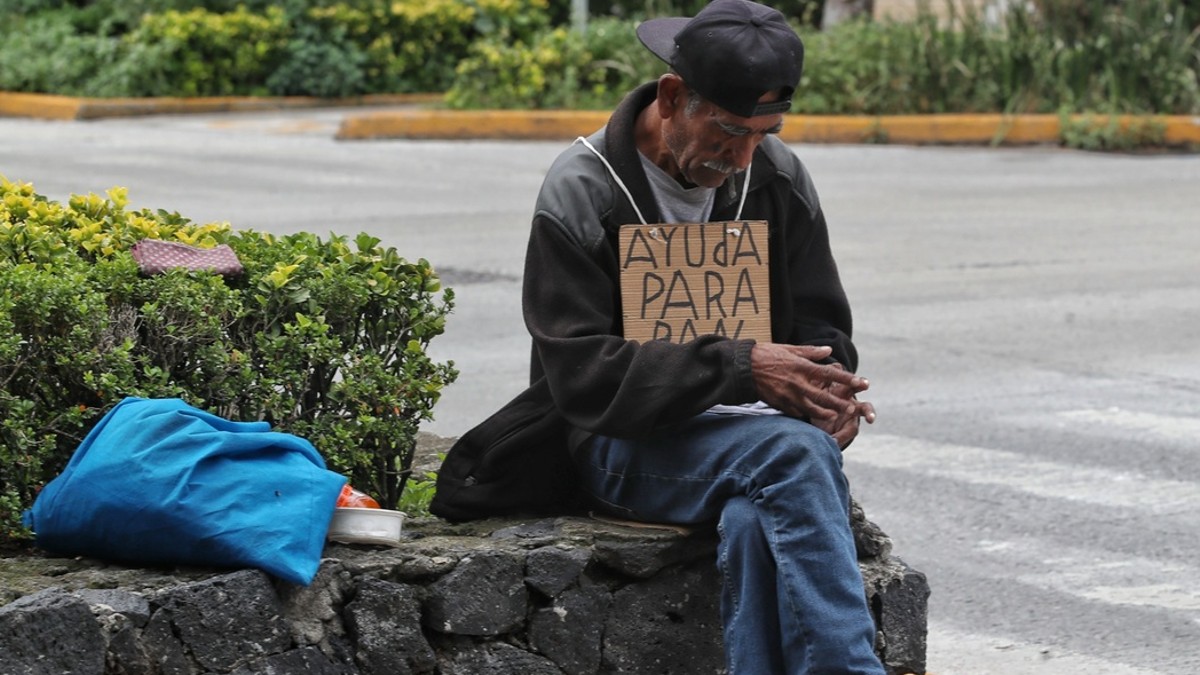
[0, 509, 928, 675]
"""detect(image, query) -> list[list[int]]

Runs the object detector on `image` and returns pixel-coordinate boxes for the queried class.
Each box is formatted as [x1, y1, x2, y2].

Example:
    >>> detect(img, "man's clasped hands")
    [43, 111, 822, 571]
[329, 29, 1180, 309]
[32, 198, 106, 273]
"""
[750, 344, 876, 449]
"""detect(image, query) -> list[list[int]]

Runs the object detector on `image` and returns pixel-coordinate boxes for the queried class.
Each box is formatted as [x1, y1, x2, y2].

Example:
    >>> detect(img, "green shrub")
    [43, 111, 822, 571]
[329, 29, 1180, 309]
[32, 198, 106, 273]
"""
[0, 13, 130, 97]
[1051, 0, 1200, 114]
[0, 3, 358, 98]
[0, 176, 457, 544]
[396, 457, 440, 517]
[352, 0, 554, 94]
[0, 0, 554, 97]
[123, 6, 291, 97]
[447, 27, 591, 109]
[1058, 112, 1169, 151]
[795, 0, 1200, 116]
[266, 22, 368, 98]
[2, 0, 1195, 116]
[447, 0, 1199, 117]
[313, 0, 479, 94]
[446, 16, 664, 109]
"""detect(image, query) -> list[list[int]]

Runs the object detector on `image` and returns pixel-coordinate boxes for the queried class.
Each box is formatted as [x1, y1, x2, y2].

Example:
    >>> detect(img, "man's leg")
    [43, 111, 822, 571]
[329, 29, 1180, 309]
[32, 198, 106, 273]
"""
[574, 413, 883, 674]
[719, 495, 785, 673]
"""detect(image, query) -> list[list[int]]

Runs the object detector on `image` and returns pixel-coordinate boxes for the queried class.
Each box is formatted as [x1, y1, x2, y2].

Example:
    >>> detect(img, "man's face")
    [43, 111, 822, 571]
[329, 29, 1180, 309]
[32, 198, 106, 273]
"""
[662, 90, 785, 189]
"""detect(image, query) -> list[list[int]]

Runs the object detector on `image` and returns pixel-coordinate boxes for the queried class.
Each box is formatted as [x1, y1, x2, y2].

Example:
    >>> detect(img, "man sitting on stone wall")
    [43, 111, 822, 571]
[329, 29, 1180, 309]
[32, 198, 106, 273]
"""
[432, 1, 884, 672]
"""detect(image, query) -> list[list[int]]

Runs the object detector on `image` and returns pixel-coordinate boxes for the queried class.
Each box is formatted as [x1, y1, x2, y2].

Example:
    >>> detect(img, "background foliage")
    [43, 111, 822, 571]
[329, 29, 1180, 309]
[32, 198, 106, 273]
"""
[793, 0, 1200, 115]
[0, 175, 457, 544]
[0, 0, 551, 97]
[0, 0, 1196, 117]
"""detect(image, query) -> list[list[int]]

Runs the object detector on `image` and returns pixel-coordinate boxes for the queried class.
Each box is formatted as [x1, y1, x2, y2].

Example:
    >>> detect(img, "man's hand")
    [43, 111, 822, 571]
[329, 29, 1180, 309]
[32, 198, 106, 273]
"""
[816, 362, 876, 448]
[750, 343, 876, 448]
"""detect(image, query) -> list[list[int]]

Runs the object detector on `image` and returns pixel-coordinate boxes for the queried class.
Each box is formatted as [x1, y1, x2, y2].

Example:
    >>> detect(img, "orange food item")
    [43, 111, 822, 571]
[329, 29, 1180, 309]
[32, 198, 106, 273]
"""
[336, 484, 380, 509]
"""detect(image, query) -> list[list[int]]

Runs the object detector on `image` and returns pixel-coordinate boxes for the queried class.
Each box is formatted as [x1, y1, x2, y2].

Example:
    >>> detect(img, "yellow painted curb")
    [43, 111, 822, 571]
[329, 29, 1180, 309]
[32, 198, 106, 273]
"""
[1168, 116, 1200, 144]
[336, 109, 612, 141]
[337, 109, 1200, 147]
[4, 90, 1196, 148]
[0, 91, 442, 120]
[0, 92, 84, 121]
[776, 114, 1062, 144]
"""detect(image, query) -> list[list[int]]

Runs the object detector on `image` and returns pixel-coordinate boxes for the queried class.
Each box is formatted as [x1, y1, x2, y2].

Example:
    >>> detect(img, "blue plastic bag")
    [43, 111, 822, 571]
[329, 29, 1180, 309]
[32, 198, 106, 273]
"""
[23, 397, 346, 585]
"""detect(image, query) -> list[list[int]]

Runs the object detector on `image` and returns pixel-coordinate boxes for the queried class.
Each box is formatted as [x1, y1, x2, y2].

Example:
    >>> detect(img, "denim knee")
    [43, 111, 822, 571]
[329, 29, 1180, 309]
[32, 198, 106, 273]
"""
[717, 497, 773, 584]
[732, 417, 845, 491]
[718, 495, 763, 544]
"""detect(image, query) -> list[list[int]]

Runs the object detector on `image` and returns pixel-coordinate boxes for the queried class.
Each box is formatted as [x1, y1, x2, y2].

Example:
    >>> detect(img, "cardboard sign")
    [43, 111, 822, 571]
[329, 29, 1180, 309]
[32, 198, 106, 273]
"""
[619, 220, 770, 344]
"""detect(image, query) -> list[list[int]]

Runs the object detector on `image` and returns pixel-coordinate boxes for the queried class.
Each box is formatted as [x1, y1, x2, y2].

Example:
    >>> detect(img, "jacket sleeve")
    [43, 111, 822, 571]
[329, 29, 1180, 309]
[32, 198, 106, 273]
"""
[769, 147, 859, 371]
[781, 206, 858, 371]
[523, 166, 759, 439]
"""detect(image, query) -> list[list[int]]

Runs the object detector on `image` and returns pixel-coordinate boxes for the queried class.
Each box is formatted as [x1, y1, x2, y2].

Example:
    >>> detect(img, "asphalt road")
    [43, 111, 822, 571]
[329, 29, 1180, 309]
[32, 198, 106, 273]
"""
[3, 108, 1198, 674]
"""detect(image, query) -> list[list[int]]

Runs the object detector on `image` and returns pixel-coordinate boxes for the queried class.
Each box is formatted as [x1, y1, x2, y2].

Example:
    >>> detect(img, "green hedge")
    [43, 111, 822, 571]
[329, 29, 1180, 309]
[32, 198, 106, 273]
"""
[794, 0, 1200, 115]
[0, 176, 457, 544]
[0, 0, 550, 98]
[1, 0, 1195, 115]
[446, 17, 665, 110]
[449, 0, 1200, 115]
[0, 0, 1196, 117]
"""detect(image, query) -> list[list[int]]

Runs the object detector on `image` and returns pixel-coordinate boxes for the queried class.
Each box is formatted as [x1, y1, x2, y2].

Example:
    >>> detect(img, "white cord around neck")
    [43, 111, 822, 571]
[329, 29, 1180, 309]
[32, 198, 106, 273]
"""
[575, 137, 648, 225]
[575, 136, 753, 225]
[735, 162, 751, 220]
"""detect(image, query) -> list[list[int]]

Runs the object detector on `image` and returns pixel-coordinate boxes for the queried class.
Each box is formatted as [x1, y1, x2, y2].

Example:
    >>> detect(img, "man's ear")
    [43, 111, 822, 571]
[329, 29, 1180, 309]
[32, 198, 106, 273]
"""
[656, 74, 687, 120]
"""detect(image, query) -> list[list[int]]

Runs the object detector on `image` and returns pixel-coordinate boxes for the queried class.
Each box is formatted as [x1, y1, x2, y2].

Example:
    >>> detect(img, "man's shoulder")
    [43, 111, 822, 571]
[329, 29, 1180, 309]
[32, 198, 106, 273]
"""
[534, 131, 615, 247]
[757, 135, 821, 218]
[544, 129, 608, 178]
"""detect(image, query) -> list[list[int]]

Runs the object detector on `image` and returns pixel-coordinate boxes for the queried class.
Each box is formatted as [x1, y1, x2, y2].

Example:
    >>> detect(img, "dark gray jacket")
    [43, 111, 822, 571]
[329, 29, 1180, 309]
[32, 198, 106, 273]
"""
[431, 83, 856, 521]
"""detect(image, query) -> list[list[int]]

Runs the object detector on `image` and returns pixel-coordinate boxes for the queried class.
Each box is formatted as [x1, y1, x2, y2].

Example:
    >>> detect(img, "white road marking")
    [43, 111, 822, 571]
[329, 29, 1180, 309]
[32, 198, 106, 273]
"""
[848, 430, 1200, 672]
[970, 536, 1200, 614]
[845, 433, 1200, 514]
[1057, 408, 1200, 446]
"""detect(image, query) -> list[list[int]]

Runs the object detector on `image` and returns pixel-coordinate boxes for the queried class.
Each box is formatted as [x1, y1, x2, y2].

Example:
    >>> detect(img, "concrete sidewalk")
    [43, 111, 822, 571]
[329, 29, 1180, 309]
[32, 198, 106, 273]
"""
[4, 90, 1198, 147]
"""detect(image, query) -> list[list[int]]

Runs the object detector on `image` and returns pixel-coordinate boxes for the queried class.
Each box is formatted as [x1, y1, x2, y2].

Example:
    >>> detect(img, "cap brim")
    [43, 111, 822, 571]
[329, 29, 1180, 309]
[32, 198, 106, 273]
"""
[636, 17, 691, 66]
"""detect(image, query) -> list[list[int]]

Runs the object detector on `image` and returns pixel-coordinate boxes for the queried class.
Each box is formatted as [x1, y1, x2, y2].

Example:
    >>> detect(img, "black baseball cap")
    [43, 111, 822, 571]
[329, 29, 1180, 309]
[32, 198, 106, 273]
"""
[636, 0, 804, 118]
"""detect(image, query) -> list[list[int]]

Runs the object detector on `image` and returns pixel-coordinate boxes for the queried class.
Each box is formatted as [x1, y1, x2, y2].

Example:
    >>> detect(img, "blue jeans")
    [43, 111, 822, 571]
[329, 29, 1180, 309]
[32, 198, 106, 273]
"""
[574, 413, 885, 675]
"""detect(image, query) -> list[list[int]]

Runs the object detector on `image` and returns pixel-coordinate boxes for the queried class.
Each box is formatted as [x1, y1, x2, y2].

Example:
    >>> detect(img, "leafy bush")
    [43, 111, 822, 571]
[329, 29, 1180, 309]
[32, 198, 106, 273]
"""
[1058, 112, 1169, 152]
[124, 6, 291, 97]
[447, 27, 592, 109]
[324, 0, 553, 94]
[0, 13, 132, 97]
[0, 176, 457, 544]
[796, 0, 1200, 115]
[446, 16, 664, 109]
[266, 21, 368, 98]
[2, 0, 1195, 117]
[0, 6, 288, 98]
[0, 0, 551, 98]
[396, 457, 441, 517]
[447, 0, 1199, 117]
